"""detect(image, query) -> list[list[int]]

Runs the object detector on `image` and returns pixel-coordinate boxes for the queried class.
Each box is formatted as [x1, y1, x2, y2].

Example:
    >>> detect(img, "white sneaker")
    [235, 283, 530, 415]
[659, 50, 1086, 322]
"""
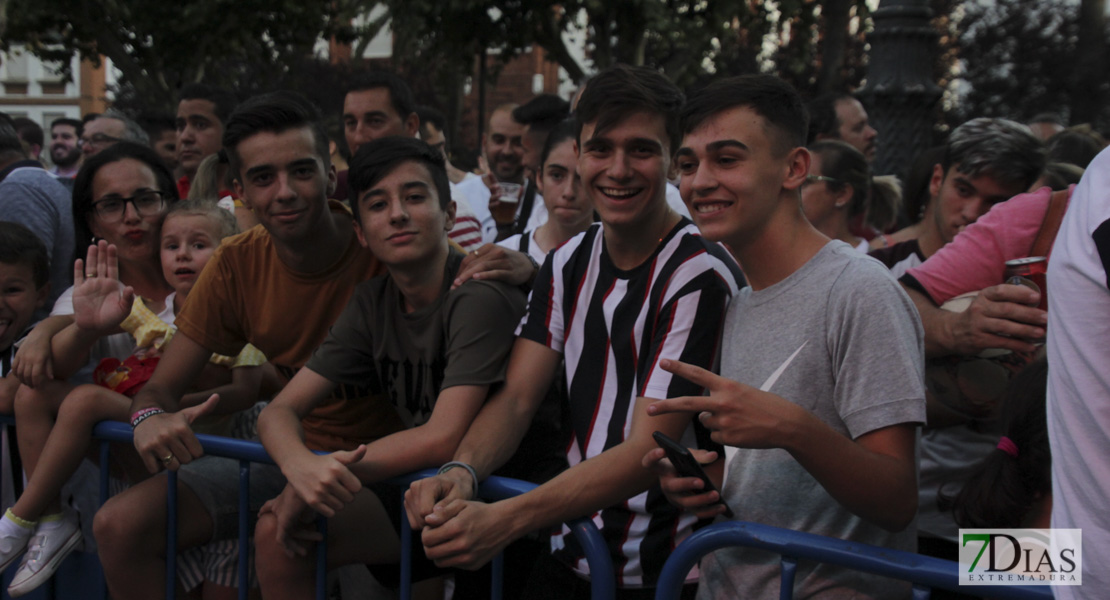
[0, 521, 32, 573]
[7, 513, 82, 598]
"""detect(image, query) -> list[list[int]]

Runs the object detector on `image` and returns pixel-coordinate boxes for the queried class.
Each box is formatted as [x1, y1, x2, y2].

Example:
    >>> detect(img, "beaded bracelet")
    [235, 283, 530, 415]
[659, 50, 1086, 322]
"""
[130, 407, 165, 429]
[437, 461, 479, 500]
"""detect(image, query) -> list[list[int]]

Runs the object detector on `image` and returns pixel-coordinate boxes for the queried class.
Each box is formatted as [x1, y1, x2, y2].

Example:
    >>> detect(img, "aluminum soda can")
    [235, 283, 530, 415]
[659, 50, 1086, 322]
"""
[1004, 256, 1048, 311]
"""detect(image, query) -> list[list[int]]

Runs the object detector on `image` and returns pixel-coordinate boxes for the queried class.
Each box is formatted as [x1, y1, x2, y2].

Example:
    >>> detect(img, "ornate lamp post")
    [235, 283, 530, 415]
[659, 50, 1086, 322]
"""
[859, 0, 942, 180]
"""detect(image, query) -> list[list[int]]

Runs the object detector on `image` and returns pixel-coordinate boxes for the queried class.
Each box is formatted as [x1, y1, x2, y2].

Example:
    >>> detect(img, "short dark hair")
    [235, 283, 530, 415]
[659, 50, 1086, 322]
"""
[72, 142, 179, 250]
[347, 136, 451, 224]
[540, 119, 577, 170]
[345, 71, 416, 122]
[1046, 128, 1103, 169]
[416, 105, 447, 133]
[0, 221, 50, 289]
[682, 74, 808, 156]
[178, 83, 238, 125]
[0, 112, 24, 156]
[806, 92, 854, 144]
[140, 114, 177, 140]
[51, 117, 84, 138]
[575, 64, 684, 154]
[222, 91, 331, 181]
[942, 117, 1044, 190]
[1029, 112, 1065, 126]
[13, 118, 44, 149]
[513, 94, 570, 137]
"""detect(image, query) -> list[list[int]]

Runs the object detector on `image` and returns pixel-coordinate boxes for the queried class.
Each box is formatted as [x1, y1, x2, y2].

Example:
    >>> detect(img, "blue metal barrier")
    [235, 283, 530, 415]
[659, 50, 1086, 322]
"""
[1, 416, 615, 599]
[25, 419, 616, 600]
[654, 521, 1055, 600]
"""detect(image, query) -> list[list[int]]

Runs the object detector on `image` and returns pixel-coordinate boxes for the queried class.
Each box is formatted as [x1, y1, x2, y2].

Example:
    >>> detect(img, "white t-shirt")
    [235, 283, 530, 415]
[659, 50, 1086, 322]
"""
[456, 174, 547, 243]
[1046, 146, 1110, 599]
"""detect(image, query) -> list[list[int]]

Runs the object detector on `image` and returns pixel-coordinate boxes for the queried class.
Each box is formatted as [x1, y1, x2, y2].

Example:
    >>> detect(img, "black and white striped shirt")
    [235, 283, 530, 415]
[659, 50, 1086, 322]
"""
[517, 219, 744, 587]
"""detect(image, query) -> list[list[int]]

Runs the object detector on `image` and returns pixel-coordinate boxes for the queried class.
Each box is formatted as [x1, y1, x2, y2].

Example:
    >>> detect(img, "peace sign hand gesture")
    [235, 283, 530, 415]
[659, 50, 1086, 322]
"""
[647, 359, 809, 449]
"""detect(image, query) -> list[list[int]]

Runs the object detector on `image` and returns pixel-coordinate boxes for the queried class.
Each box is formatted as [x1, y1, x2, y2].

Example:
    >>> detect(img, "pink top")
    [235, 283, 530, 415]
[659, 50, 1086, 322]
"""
[905, 186, 1071, 304]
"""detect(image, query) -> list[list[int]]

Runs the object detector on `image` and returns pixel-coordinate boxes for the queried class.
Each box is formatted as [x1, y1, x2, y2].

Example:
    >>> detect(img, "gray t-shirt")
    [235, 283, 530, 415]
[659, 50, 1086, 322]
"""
[699, 241, 926, 600]
[306, 251, 526, 428]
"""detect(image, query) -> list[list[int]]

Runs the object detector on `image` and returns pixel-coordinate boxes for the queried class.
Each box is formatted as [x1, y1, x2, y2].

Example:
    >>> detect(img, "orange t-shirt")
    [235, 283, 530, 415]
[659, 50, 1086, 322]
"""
[174, 201, 403, 451]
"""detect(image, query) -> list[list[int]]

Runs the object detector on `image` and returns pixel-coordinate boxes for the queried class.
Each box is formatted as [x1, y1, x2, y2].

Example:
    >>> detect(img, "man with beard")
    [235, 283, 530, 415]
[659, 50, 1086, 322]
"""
[47, 118, 82, 179]
[457, 104, 536, 242]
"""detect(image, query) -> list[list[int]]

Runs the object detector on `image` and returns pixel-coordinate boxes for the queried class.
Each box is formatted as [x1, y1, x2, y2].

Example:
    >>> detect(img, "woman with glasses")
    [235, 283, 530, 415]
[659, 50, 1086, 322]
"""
[801, 140, 872, 252]
[1, 143, 178, 592]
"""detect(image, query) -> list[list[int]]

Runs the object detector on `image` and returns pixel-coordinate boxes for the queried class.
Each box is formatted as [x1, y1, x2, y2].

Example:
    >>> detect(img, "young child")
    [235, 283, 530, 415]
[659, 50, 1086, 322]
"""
[0, 201, 264, 597]
[0, 223, 51, 519]
[0, 222, 51, 407]
[943, 357, 1051, 529]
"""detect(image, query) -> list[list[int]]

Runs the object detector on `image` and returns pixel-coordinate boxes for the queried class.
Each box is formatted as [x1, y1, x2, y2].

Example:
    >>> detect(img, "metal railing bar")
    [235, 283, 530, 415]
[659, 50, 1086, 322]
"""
[654, 521, 1055, 600]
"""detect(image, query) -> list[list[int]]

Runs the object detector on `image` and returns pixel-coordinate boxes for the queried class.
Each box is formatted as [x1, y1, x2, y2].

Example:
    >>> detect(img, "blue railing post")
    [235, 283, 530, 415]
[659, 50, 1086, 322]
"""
[166, 469, 177, 600]
[399, 510, 412, 600]
[238, 459, 250, 600]
[316, 516, 327, 600]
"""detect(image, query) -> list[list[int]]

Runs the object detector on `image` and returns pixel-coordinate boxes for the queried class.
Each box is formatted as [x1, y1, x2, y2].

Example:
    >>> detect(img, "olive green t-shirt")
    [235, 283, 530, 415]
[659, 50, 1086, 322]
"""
[306, 250, 526, 427]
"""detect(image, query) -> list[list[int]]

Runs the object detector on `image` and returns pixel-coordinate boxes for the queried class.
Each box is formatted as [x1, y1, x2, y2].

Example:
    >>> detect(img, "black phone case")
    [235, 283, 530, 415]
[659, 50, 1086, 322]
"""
[652, 431, 734, 517]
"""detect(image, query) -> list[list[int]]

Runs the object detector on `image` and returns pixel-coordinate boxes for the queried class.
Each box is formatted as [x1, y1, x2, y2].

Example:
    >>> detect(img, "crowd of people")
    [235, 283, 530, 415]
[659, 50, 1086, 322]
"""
[0, 62, 1107, 600]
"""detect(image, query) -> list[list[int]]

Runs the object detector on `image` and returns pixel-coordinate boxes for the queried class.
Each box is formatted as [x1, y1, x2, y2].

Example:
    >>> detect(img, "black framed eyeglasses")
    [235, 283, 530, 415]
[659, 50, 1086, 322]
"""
[78, 133, 125, 149]
[90, 191, 166, 221]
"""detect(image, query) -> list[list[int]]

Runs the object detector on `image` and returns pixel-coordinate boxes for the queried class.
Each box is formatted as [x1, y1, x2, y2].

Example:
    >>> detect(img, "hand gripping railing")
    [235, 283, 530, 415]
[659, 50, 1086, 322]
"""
[17, 419, 617, 600]
[391, 470, 616, 600]
[653, 520, 1055, 600]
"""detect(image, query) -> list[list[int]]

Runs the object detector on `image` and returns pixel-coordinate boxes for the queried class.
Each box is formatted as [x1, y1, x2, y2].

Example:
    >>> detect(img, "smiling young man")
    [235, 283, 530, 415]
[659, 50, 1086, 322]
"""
[252, 136, 526, 599]
[94, 91, 402, 599]
[404, 64, 743, 599]
[47, 118, 83, 178]
[644, 74, 925, 599]
[456, 103, 541, 242]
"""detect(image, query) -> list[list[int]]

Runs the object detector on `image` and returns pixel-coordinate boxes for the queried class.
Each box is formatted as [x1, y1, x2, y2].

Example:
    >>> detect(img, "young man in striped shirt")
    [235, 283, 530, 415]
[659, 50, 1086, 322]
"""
[404, 64, 744, 598]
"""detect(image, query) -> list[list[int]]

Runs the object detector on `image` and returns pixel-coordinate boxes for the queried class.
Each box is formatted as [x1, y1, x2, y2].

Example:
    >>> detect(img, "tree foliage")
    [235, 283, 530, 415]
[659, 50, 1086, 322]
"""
[954, 0, 1110, 130]
[1, 0, 339, 112]
[366, 0, 874, 96]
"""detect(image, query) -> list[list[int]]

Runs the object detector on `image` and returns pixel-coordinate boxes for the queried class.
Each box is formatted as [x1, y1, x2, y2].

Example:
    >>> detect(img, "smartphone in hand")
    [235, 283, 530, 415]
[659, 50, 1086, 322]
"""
[652, 431, 733, 518]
